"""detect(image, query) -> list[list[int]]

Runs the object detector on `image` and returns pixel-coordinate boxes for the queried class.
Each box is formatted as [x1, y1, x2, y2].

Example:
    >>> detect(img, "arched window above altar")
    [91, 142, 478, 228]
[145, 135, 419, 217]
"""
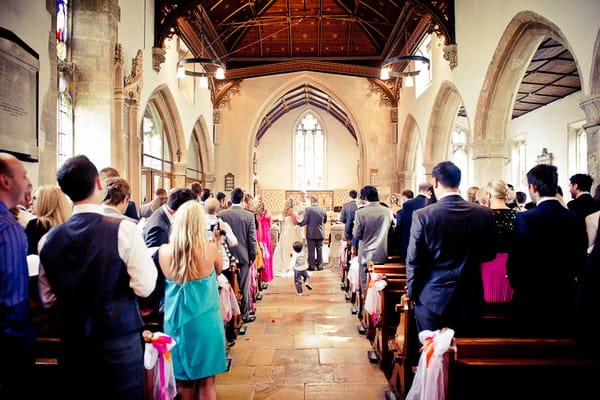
[295, 112, 325, 189]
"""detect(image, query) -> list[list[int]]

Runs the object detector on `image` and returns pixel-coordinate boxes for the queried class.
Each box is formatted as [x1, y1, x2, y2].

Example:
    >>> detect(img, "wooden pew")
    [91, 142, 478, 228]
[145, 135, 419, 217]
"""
[388, 295, 419, 400]
[446, 337, 600, 399]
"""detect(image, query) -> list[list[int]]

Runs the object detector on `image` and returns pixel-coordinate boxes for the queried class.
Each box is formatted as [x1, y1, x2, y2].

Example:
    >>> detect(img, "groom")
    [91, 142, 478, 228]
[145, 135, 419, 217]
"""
[297, 196, 327, 271]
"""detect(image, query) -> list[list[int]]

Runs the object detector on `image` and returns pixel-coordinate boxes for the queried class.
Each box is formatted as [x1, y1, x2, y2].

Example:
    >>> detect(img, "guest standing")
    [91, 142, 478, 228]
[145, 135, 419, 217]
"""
[158, 201, 227, 400]
[0, 153, 34, 398]
[255, 195, 273, 283]
[407, 161, 496, 336]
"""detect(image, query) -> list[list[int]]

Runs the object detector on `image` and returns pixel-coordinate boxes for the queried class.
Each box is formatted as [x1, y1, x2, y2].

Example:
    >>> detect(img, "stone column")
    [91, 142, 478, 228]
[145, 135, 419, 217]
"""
[112, 44, 125, 173]
[470, 139, 511, 185]
[172, 161, 187, 188]
[71, 0, 120, 168]
[125, 99, 141, 204]
[580, 94, 600, 183]
[397, 170, 416, 192]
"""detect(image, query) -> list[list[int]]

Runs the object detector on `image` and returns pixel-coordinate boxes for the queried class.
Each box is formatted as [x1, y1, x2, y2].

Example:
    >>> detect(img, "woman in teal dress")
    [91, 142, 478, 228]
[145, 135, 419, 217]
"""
[158, 201, 226, 400]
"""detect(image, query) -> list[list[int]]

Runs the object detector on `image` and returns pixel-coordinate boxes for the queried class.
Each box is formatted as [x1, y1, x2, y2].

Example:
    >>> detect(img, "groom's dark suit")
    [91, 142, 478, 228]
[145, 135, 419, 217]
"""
[298, 204, 327, 270]
[396, 194, 428, 262]
[407, 194, 496, 335]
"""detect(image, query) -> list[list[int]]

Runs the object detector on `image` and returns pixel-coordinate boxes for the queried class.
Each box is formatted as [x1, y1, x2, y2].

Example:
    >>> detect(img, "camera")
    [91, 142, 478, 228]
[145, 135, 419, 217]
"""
[210, 223, 226, 236]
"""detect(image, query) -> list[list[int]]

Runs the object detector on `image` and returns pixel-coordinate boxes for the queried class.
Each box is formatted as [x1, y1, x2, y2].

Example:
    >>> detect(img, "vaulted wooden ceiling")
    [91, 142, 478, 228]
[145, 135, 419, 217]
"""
[155, 0, 454, 79]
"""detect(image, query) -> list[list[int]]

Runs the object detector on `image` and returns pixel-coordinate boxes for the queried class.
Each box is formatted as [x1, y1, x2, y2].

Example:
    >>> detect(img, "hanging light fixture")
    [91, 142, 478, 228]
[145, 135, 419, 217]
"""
[379, 55, 430, 86]
[176, 57, 226, 81]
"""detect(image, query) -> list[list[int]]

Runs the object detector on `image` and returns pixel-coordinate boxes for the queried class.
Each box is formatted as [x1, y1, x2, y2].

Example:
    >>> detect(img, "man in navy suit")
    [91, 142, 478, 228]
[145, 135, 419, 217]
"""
[298, 196, 328, 271]
[407, 162, 496, 336]
[567, 173, 598, 219]
[143, 188, 196, 249]
[507, 164, 587, 336]
[396, 183, 432, 262]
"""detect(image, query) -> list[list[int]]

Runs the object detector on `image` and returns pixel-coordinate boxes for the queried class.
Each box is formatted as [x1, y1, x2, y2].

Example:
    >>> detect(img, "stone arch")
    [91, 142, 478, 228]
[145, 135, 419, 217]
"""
[397, 114, 423, 191]
[248, 73, 365, 187]
[191, 115, 215, 185]
[144, 84, 187, 187]
[474, 11, 582, 142]
[425, 81, 466, 168]
[591, 31, 600, 95]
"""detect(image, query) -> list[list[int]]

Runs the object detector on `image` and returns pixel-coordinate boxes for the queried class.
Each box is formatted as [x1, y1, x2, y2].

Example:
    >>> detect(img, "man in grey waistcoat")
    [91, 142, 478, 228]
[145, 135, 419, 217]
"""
[298, 196, 328, 271]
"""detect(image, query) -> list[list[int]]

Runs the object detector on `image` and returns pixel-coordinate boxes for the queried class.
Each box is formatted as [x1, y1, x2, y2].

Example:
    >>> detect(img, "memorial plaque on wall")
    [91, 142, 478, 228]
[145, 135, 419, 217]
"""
[0, 28, 39, 160]
[225, 173, 235, 191]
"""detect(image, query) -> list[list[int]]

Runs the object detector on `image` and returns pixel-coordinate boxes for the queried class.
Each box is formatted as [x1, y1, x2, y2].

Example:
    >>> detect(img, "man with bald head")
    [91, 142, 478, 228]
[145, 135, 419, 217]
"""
[0, 153, 34, 397]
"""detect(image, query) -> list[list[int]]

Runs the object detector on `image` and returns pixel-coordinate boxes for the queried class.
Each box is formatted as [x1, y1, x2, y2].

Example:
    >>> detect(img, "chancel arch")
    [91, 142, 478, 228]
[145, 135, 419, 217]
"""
[253, 81, 362, 196]
[140, 85, 186, 203]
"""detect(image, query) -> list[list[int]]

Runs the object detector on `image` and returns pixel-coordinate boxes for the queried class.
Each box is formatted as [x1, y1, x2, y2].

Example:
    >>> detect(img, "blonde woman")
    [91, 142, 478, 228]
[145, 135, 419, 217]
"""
[272, 198, 302, 277]
[480, 179, 517, 303]
[158, 201, 226, 400]
[25, 185, 72, 255]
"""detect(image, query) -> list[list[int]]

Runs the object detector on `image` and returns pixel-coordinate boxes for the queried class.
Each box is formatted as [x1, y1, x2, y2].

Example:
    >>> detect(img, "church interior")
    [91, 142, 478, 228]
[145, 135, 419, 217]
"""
[1, 0, 600, 399]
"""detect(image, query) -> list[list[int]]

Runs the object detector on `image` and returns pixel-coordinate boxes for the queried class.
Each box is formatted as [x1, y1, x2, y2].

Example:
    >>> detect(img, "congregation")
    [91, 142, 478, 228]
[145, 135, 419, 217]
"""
[2, 149, 600, 398]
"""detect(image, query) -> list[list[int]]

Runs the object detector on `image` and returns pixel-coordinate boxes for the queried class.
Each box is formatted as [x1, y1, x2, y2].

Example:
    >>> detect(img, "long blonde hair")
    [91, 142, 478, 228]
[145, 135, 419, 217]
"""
[283, 197, 295, 216]
[168, 201, 208, 284]
[34, 185, 72, 229]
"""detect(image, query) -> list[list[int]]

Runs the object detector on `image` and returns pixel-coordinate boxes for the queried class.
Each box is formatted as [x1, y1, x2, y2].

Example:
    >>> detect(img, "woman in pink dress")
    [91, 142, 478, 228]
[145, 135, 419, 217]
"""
[255, 195, 274, 282]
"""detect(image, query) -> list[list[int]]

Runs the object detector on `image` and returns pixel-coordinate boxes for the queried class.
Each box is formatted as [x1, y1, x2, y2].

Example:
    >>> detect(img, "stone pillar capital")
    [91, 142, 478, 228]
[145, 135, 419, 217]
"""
[470, 139, 511, 161]
[580, 93, 600, 128]
[152, 47, 166, 73]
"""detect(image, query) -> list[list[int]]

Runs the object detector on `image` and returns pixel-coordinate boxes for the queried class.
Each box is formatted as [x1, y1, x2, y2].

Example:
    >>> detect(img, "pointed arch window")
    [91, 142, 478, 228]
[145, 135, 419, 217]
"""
[141, 103, 173, 201]
[186, 133, 203, 185]
[56, 0, 73, 167]
[295, 113, 324, 189]
[451, 127, 468, 193]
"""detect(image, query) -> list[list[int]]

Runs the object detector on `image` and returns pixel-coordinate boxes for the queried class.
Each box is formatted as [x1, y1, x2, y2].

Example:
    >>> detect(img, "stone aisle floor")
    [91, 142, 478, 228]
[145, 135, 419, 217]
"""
[216, 266, 390, 400]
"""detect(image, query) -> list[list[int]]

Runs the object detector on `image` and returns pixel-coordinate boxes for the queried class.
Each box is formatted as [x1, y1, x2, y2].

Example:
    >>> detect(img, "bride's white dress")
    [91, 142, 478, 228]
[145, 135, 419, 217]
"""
[273, 215, 303, 276]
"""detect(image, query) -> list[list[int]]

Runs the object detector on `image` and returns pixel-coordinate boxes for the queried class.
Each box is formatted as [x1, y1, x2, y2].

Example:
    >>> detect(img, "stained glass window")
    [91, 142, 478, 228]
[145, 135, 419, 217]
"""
[56, 0, 68, 61]
[451, 127, 468, 194]
[56, 0, 73, 168]
[576, 129, 587, 173]
[295, 113, 324, 189]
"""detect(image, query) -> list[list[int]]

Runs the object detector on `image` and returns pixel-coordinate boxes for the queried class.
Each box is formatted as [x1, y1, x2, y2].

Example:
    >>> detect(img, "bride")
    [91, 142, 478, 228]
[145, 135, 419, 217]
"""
[273, 198, 303, 277]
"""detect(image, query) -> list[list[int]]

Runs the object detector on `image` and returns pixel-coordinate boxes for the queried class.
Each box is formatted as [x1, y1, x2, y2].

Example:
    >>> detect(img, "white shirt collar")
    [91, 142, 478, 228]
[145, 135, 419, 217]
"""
[437, 192, 461, 200]
[576, 191, 591, 199]
[537, 196, 559, 206]
[230, 204, 243, 208]
[162, 204, 175, 223]
[73, 204, 104, 215]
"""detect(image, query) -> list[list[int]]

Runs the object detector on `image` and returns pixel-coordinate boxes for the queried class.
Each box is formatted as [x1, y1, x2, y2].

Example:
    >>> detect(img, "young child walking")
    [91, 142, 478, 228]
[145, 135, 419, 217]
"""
[290, 241, 313, 295]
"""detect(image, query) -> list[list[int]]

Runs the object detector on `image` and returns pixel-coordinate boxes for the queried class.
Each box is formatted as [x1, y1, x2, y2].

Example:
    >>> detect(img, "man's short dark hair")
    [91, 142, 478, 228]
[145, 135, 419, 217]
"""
[103, 177, 130, 206]
[527, 164, 558, 197]
[360, 185, 379, 202]
[349, 190, 357, 199]
[188, 182, 202, 199]
[401, 189, 414, 199]
[57, 155, 98, 202]
[167, 188, 196, 211]
[516, 191, 527, 204]
[99, 167, 120, 183]
[216, 192, 226, 202]
[432, 161, 461, 188]
[569, 173, 593, 192]
[154, 188, 167, 197]
[292, 241, 303, 253]
[230, 188, 244, 204]
[201, 188, 212, 201]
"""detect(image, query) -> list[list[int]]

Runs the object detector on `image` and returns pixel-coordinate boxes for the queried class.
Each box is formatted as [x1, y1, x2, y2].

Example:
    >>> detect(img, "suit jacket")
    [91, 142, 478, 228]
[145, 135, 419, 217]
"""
[507, 199, 587, 319]
[139, 202, 153, 219]
[352, 202, 393, 265]
[339, 200, 357, 224]
[219, 205, 257, 265]
[567, 193, 598, 220]
[397, 194, 428, 261]
[124, 200, 139, 220]
[143, 206, 171, 249]
[407, 194, 496, 317]
[298, 204, 327, 239]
